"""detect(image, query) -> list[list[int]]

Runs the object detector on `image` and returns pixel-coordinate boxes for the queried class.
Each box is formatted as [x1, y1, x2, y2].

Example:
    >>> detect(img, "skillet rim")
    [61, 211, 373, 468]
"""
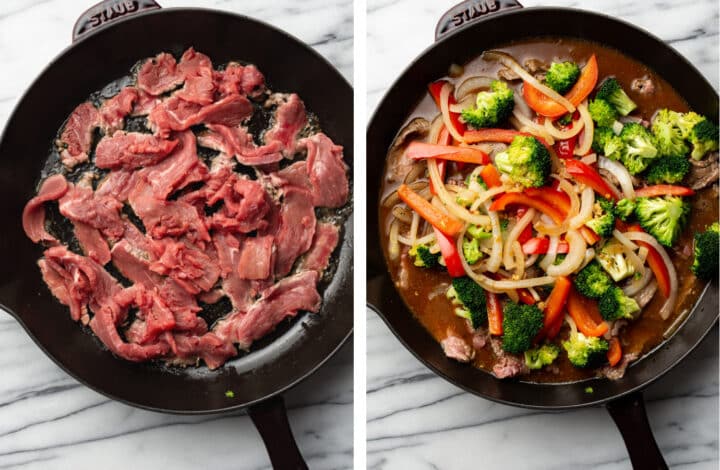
[366, 5, 719, 410]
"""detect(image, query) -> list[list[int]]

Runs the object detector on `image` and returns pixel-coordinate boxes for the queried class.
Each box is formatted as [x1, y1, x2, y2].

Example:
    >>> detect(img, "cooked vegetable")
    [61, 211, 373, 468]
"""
[524, 343, 561, 369]
[434, 227, 466, 278]
[607, 338, 622, 367]
[592, 126, 624, 161]
[574, 261, 612, 299]
[461, 80, 515, 129]
[596, 77, 637, 116]
[691, 222, 719, 280]
[428, 80, 465, 137]
[566, 288, 609, 337]
[539, 276, 572, 339]
[598, 286, 640, 321]
[501, 301, 544, 354]
[676, 111, 705, 139]
[494, 135, 551, 188]
[596, 240, 635, 282]
[462, 237, 482, 264]
[487, 291, 503, 335]
[586, 196, 616, 238]
[467, 224, 493, 240]
[564, 159, 620, 200]
[406, 142, 490, 164]
[588, 98, 618, 128]
[615, 198, 636, 221]
[634, 184, 694, 198]
[620, 123, 658, 174]
[545, 61, 581, 94]
[398, 184, 464, 237]
[688, 118, 719, 160]
[480, 164, 503, 188]
[409, 244, 440, 268]
[651, 109, 689, 159]
[635, 196, 690, 247]
[644, 155, 691, 184]
[447, 277, 488, 329]
[563, 328, 610, 368]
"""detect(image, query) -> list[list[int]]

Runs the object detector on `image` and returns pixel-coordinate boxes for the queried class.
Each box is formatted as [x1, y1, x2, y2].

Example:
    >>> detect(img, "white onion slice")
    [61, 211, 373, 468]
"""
[573, 102, 594, 156]
[427, 159, 491, 226]
[449, 96, 476, 113]
[439, 82, 465, 142]
[503, 208, 536, 270]
[598, 156, 636, 199]
[389, 220, 400, 260]
[427, 113, 444, 144]
[513, 92, 533, 118]
[525, 253, 539, 268]
[580, 248, 596, 270]
[485, 200, 503, 273]
[556, 177, 580, 219]
[569, 187, 595, 229]
[580, 153, 597, 165]
[543, 116, 584, 139]
[513, 241, 525, 279]
[470, 185, 506, 211]
[613, 229, 639, 251]
[624, 232, 678, 320]
[546, 230, 587, 276]
[455, 75, 494, 101]
[484, 50, 575, 112]
[623, 268, 653, 297]
[511, 112, 555, 144]
[409, 211, 420, 246]
[540, 235, 560, 271]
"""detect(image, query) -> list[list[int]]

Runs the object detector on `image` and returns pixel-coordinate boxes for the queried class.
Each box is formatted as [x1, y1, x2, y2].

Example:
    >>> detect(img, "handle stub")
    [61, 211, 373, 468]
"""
[435, 0, 523, 41]
[72, 0, 161, 42]
[248, 395, 308, 470]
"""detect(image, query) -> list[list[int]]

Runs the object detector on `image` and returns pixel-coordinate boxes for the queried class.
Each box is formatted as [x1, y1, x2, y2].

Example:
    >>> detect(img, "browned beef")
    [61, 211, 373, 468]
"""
[58, 102, 100, 168]
[22, 174, 68, 244]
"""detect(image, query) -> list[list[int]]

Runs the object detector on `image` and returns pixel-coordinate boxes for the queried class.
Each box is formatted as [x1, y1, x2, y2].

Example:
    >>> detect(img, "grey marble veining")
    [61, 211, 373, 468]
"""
[367, 0, 718, 469]
[0, 1, 352, 469]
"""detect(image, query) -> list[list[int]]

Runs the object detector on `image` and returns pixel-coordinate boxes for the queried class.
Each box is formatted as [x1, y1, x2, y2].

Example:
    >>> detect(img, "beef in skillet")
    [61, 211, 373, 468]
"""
[22, 47, 350, 369]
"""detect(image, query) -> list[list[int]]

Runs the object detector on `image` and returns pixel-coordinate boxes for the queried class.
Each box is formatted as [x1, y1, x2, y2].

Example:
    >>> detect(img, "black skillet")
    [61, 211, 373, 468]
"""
[0, 1, 353, 468]
[367, 2, 718, 468]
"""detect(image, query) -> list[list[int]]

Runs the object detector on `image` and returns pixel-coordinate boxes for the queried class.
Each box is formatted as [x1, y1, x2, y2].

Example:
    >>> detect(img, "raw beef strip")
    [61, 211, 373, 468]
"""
[237, 235, 274, 280]
[299, 223, 339, 273]
[214, 271, 321, 349]
[22, 174, 68, 243]
[122, 285, 176, 344]
[95, 170, 137, 202]
[212, 232, 257, 312]
[264, 93, 306, 156]
[273, 186, 316, 277]
[137, 52, 183, 95]
[149, 94, 253, 137]
[73, 221, 111, 265]
[170, 331, 237, 369]
[95, 131, 178, 169]
[207, 176, 270, 234]
[131, 88, 161, 116]
[58, 102, 99, 168]
[303, 133, 348, 208]
[59, 184, 125, 240]
[137, 130, 206, 199]
[199, 124, 283, 165]
[240, 64, 265, 97]
[149, 240, 220, 294]
[99, 87, 138, 133]
[175, 48, 215, 105]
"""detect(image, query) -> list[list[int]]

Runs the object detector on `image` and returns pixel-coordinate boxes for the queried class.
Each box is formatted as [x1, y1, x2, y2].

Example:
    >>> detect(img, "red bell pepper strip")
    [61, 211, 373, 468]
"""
[490, 192, 566, 225]
[555, 134, 577, 159]
[523, 187, 601, 245]
[462, 128, 552, 152]
[428, 80, 465, 137]
[522, 54, 599, 118]
[430, 127, 451, 196]
[538, 276, 572, 340]
[634, 185, 695, 198]
[626, 224, 671, 298]
[486, 291, 503, 335]
[432, 227, 465, 278]
[607, 337, 622, 367]
[516, 208, 534, 245]
[406, 142, 490, 165]
[521, 237, 570, 255]
[486, 272, 535, 306]
[566, 287, 609, 337]
[564, 159, 620, 201]
[480, 164, 503, 188]
[397, 184, 463, 237]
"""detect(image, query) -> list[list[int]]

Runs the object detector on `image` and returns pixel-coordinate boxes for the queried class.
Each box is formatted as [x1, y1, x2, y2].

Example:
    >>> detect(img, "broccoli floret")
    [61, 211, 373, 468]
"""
[645, 155, 691, 184]
[620, 123, 659, 174]
[467, 224, 492, 240]
[676, 111, 705, 139]
[409, 244, 440, 268]
[456, 188, 476, 207]
[494, 135, 551, 188]
[592, 126, 625, 161]
[461, 80, 514, 129]
[524, 343, 561, 370]
[596, 240, 635, 282]
[615, 198, 636, 221]
[463, 237, 482, 264]
[691, 222, 719, 280]
[651, 109, 689, 159]
[447, 277, 487, 329]
[501, 301, 544, 354]
[586, 196, 616, 238]
[688, 119, 719, 160]
[574, 261, 613, 299]
[635, 196, 690, 247]
[589, 98, 619, 128]
[596, 77, 637, 116]
[599, 286, 640, 321]
[563, 330, 609, 368]
[545, 61, 580, 94]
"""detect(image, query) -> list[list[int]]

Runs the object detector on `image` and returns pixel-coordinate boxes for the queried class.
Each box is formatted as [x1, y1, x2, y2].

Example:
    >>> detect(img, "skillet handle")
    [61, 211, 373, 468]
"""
[435, 0, 523, 41]
[606, 392, 669, 470]
[248, 395, 308, 470]
[72, 0, 161, 42]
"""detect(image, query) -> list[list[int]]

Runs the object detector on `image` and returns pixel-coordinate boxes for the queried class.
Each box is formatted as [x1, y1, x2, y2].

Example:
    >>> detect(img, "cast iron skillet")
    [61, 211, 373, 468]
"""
[0, 1, 353, 468]
[367, 2, 718, 468]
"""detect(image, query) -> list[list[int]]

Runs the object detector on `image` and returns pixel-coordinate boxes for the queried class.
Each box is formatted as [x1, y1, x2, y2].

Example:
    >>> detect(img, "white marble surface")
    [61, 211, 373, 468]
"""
[0, 1, 352, 469]
[367, 0, 719, 469]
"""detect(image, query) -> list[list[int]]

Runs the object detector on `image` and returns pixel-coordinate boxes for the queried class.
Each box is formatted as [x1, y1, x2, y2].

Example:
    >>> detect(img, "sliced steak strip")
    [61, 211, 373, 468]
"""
[207, 176, 270, 234]
[441, 335, 474, 363]
[686, 151, 719, 190]
[237, 235, 274, 280]
[137, 52, 183, 95]
[73, 222, 111, 265]
[99, 87, 138, 133]
[170, 331, 237, 369]
[264, 93, 306, 156]
[59, 183, 125, 241]
[95, 131, 178, 169]
[149, 240, 220, 294]
[95, 170, 137, 202]
[175, 48, 215, 105]
[303, 132, 348, 208]
[299, 222, 339, 273]
[22, 174, 69, 244]
[273, 186, 316, 277]
[137, 130, 205, 200]
[149, 94, 253, 137]
[199, 124, 283, 165]
[212, 232, 256, 312]
[58, 102, 100, 168]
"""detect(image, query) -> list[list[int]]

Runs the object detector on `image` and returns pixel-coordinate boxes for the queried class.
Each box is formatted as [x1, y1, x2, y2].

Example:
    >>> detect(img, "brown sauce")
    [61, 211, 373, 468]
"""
[379, 38, 718, 383]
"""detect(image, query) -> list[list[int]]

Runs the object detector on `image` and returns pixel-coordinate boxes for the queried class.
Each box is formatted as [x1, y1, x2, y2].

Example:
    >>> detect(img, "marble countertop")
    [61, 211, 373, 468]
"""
[367, 0, 718, 469]
[0, 1, 352, 469]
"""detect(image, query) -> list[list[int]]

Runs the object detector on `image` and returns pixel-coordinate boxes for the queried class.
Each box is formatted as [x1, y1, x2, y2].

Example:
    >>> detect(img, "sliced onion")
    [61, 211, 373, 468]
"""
[414, 232, 436, 246]
[503, 208, 536, 270]
[409, 211, 420, 246]
[613, 229, 639, 251]
[513, 241, 525, 279]
[485, 200, 503, 273]
[527, 286, 541, 302]
[573, 102, 594, 156]
[580, 153, 597, 165]
[470, 185, 507, 211]
[427, 113, 444, 144]
[525, 253, 539, 268]
[569, 187, 595, 229]
[455, 75, 494, 101]
[440, 82, 465, 143]
[510, 112, 555, 144]
[403, 162, 425, 184]
[623, 268, 653, 297]
[598, 156, 636, 199]
[619, 115, 642, 124]
[540, 235, 561, 271]
[624, 232, 678, 320]
[391, 205, 413, 223]
[427, 159, 491, 226]
[513, 92, 533, 118]
[449, 95, 476, 113]
[535, 216, 567, 237]
[556, 177, 580, 219]
[544, 116, 584, 139]
[580, 248, 596, 270]
[484, 50, 575, 112]
[638, 246, 649, 263]
[546, 230, 586, 276]
[389, 220, 400, 260]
